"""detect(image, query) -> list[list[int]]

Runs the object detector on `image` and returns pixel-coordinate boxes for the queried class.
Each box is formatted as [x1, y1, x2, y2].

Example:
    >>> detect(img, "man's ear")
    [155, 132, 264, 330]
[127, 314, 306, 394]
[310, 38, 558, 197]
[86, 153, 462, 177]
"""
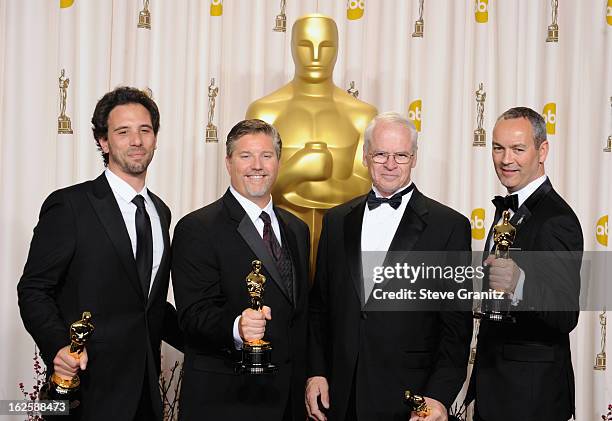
[98, 137, 109, 153]
[538, 140, 549, 164]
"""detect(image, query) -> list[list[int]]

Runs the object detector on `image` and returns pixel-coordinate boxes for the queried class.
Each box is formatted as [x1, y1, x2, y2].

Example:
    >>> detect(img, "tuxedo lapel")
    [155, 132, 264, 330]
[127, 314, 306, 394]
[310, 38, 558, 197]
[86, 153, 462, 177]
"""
[512, 179, 552, 227]
[223, 191, 292, 304]
[147, 191, 170, 307]
[344, 197, 367, 307]
[87, 174, 143, 302]
[485, 179, 553, 252]
[387, 188, 428, 255]
[377, 188, 428, 290]
[276, 209, 300, 305]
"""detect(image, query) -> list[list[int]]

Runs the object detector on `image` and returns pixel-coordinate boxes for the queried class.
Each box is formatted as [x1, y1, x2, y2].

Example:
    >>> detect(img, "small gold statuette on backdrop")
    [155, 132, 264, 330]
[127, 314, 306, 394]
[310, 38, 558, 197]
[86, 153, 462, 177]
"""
[205, 78, 219, 143]
[58, 69, 73, 134]
[39, 312, 94, 408]
[237, 261, 277, 374]
[473, 82, 486, 147]
[412, 0, 424, 38]
[546, 0, 559, 42]
[143, 87, 153, 99]
[138, 0, 151, 29]
[347, 81, 359, 98]
[595, 311, 607, 370]
[273, 0, 287, 32]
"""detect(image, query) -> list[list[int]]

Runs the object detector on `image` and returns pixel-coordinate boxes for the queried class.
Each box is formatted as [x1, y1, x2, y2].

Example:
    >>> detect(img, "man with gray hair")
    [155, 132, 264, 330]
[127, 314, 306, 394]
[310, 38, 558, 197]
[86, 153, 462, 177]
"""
[468, 106, 582, 421]
[172, 119, 310, 420]
[307, 112, 473, 421]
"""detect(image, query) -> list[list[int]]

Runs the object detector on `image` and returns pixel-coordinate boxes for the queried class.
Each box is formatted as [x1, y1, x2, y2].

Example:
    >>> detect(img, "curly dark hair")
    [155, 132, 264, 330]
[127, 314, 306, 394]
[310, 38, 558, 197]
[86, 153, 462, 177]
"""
[91, 87, 160, 166]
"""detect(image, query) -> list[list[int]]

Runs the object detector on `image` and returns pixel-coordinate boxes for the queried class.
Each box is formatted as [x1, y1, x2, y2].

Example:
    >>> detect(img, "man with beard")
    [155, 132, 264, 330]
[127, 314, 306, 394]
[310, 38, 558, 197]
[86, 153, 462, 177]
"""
[18, 87, 182, 420]
[172, 119, 310, 420]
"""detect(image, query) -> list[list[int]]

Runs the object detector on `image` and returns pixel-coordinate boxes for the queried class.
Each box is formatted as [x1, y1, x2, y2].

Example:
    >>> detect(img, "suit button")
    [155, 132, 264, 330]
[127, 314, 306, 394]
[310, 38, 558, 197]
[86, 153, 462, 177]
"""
[361, 312, 368, 320]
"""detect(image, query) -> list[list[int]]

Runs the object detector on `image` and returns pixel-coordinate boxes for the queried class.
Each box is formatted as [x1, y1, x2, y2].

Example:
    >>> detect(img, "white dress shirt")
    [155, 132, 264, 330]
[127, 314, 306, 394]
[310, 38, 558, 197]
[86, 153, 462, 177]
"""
[105, 169, 164, 296]
[361, 183, 414, 299]
[229, 186, 281, 349]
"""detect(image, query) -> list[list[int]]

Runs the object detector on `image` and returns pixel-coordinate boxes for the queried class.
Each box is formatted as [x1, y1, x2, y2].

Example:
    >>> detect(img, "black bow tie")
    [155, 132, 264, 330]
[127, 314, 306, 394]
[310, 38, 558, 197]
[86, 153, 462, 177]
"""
[367, 184, 415, 210]
[492, 194, 519, 212]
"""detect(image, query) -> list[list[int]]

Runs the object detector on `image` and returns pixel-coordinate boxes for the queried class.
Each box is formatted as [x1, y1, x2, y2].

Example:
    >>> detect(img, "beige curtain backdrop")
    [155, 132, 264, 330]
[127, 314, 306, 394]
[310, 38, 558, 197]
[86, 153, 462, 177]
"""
[0, 0, 610, 419]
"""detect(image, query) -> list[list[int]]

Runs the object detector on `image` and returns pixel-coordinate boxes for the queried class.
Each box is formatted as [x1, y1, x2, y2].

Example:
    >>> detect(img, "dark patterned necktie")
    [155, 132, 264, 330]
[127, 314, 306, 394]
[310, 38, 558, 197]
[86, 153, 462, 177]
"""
[132, 195, 153, 300]
[260, 211, 293, 301]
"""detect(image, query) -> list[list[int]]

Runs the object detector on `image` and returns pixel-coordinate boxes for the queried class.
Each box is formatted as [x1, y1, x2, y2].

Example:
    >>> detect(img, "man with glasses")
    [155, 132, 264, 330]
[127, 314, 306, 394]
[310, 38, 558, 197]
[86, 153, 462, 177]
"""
[306, 112, 473, 421]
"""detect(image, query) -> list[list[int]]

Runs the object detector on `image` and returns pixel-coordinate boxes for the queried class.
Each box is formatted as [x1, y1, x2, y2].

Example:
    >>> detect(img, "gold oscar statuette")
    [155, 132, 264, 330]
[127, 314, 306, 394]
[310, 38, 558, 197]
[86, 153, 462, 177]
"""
[246, 14, 378, 272]
[138, 0, 151, 29]
[347, 81, 359, 98]
[473, 82, 486, 147]
[546, 0, 559, 42]
[39, 312, 94, 408]
[58, 69, 73, 135]
[404, 390, 431, 417]
[476, 211, 517, 323]
[237, 261, 277, 374]
[595, 311, 607, 370]
[273, 0, 287, 32]
[412, 0, 424, 38]
[205, 78, 219, 143]
[604, 97, 611, 153]
[143, 87, 153, 99]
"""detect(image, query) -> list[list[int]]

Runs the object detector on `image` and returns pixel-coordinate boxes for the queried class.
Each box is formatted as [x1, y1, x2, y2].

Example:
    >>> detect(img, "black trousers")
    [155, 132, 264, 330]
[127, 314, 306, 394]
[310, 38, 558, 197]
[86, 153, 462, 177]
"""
[133, 374, 155, 421]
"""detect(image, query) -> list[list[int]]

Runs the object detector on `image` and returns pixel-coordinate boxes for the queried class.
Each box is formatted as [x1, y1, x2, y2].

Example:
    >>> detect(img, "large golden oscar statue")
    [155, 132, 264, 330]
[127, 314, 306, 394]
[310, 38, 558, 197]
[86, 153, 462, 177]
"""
[246, 14, 377, 269]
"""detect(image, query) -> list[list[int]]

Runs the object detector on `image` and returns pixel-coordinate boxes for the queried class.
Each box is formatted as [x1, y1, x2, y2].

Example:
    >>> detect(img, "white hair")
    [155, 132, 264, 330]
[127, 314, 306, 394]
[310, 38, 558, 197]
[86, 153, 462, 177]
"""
[363, 111, 419, 152]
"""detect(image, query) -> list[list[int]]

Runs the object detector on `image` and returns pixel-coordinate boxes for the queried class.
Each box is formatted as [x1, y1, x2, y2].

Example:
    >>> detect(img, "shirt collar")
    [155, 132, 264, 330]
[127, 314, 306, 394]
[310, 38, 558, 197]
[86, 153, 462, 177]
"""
[511, 175, 548, 208]
[104, 168, 151, 204]
[371, 182, 414, 198]
[229, 185, 274, 222]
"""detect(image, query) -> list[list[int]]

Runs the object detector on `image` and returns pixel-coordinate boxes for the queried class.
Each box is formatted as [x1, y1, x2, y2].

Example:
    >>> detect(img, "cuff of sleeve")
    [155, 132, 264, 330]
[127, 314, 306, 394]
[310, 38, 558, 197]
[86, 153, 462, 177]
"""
[511, 268, 525, 306]
[233, 315, 243, 350]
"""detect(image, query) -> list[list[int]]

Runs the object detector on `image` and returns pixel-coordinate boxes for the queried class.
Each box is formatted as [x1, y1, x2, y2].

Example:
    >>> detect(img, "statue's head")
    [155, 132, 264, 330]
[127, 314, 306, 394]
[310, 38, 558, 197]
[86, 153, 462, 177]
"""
[291, 14, 338, 82]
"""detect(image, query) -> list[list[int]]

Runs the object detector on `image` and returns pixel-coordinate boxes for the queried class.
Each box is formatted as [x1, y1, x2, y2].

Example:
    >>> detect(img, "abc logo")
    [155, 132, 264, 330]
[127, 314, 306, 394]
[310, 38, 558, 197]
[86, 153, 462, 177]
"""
[475, 0, 488, 23]
[210, 0, 223, 16]
[408, 99, 422, 132]
[471, 208, 486, 240]
[607, 0, 612, 26]
[347, 0, 365, 20]
[596, 215, 608, 247]
[542, 102, 556, 135]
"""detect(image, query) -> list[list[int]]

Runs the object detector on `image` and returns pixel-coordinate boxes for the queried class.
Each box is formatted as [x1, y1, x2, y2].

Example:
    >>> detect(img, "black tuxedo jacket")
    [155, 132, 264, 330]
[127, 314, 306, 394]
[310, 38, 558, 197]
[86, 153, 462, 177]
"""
[17, 173, 181, 420]
[308, 187, 473, 421]
[471, 179, 583, 421]
[171, 190, 310, 421]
